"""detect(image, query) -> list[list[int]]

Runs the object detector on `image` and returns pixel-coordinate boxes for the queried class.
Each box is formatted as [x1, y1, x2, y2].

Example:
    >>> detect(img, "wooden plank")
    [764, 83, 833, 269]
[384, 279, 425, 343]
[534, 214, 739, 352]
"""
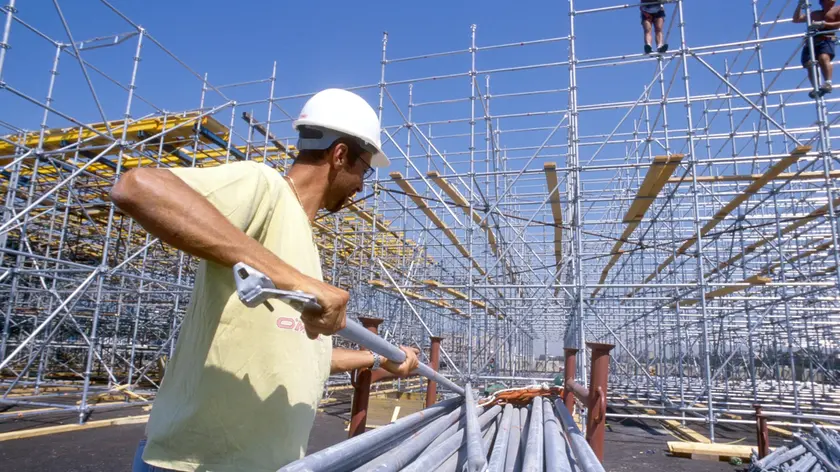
[427, 171, 499, 255]
[592, 155, 683, 297]
[667, 441, 768, 461]
[627, 147, 809, 299]
[707, 197, 840, 278]
[544, 162, 563, 266]
[0, 414, 150, 442]
[390, 172, 485, 275]
[673, 274, 771, 307]
[624, 398, 710, 443]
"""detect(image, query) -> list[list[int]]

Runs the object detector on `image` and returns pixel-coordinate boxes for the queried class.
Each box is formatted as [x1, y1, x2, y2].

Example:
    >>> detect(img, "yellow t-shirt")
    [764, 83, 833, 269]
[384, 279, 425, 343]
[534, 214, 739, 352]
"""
[141, 161, 333, 472]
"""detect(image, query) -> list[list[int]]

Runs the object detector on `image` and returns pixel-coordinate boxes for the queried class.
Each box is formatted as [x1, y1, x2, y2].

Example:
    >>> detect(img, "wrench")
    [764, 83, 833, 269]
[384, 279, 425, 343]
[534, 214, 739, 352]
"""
[233, 262, 465, 396]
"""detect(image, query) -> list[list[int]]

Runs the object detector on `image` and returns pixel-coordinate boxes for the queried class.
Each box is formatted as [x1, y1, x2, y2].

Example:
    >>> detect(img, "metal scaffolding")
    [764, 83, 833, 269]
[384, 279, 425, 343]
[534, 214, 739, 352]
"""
[0, 0, 838, 442]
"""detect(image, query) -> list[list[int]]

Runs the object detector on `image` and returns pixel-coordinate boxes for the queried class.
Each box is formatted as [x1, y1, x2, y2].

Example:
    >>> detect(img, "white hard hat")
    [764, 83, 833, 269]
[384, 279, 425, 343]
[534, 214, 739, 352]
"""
[293, 88, 389, 168]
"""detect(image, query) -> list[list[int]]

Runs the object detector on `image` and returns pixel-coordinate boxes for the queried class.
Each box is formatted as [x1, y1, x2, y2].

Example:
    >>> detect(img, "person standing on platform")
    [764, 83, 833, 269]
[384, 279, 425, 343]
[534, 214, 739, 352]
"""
[794, 0, 840, 98]
[641, 1, 669, 55]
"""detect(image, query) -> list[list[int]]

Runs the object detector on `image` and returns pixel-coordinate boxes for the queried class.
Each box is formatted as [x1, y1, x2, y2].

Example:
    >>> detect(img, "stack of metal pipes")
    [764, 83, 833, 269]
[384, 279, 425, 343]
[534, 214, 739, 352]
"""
[279, 384, 606, 472]
[749, 426, 840, 472]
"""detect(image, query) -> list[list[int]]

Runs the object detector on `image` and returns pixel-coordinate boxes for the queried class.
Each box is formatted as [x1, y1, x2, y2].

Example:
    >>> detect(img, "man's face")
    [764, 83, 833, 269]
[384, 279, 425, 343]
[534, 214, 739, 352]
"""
[324, 143, 373, 214]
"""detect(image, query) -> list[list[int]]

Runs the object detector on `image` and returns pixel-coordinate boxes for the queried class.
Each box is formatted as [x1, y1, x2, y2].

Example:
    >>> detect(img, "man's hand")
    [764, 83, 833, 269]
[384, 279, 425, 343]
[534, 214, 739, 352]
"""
[295, 277, 349, 340]
[381, 346, 420, 377]
[810, 20, 826, 31]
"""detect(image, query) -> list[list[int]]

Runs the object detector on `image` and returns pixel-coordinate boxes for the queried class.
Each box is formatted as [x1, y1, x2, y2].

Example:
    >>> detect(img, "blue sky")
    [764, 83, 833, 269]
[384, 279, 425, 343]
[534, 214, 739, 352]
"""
[0, 1, 826, 354]
[1, 0, 812, 143]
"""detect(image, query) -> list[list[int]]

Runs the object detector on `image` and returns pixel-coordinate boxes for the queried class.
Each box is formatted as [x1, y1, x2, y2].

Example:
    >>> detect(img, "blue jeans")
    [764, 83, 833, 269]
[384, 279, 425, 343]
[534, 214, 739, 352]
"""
[132, 438, 178, 472]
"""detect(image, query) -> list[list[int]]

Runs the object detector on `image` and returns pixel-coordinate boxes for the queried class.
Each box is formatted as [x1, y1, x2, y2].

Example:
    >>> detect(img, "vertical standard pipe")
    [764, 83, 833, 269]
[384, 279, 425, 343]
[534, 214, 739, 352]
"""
[677, 0, 716, 442]
[0, 0, 17, 80]
[426, 335, 443, 407]
[522, 396, 544, 472]
[78, 30, 145, 424]
[564, 347, 578, 414]
[349, 317, 384, 437]
[754, 404, 769, 459]
[586, 342, 614, 462]
[488, 403, 514, 472]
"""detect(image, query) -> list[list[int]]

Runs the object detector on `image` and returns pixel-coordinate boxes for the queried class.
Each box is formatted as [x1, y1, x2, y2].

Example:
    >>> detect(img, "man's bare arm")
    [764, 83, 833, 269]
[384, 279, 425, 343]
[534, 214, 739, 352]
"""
[330, 347, 420, 375]
[794, 1, 809, 23]
[112, 168, 306, 289]
[111, 167, 349, 338]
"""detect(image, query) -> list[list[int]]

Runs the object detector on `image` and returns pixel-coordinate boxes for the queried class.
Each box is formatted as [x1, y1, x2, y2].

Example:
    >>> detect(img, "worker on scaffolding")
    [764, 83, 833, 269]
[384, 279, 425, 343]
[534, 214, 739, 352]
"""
[794, 0, 840, 98]
[641, 0, 669, 55]
[112, 88, 421, 472]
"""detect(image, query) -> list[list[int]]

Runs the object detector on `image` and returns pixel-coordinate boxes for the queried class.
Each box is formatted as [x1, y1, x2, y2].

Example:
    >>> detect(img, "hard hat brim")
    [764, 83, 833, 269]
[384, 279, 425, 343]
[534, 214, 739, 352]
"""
[370, 150, 390, 168]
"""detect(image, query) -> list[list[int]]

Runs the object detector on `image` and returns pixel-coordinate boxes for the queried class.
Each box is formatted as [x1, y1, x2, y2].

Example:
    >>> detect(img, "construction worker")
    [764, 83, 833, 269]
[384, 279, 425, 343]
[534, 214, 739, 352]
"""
[113, 88, 421, 472]
[794, 0, 840, 98]
[641, 1, 669, 54]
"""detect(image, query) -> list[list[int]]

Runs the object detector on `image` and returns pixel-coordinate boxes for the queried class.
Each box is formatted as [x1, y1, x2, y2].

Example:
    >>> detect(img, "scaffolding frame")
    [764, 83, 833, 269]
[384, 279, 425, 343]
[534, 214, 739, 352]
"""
[0, 0, 837, 441]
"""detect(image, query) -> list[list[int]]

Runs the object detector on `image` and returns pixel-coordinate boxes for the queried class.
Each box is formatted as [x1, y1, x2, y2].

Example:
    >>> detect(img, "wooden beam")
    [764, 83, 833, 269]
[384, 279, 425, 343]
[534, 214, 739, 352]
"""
[625, 146, 809, 299]
[369, 280, 468, 318]
[624, 397, 710, 443]
[672, 274, 771, 308]
[707, 197, 840, 278]
[390, 172, 485, 275]
[0, 414, 150, 442]
[592, 155, 683, 297]
[667, 441, 767, 461]
[544, 162, 563, 267]
[427, 171, 499, 255]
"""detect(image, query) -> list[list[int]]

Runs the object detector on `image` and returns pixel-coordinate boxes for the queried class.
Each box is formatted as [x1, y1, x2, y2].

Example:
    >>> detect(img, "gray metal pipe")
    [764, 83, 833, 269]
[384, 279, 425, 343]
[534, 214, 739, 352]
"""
[437, 410, 500, 472]
[519, 405, 530, 471]
[813, 426, 840, 464]
[793, 435, 839, 472]
[760, 444, 806, 470]
[427, 403, 480, 451]
[522, 397, 544, 472]
[464, 383, 486, 472]
[504, 406, 522, 472]
[543, 398, 573, 472]
[353, 403, 465, 472]
[789, 453, 817, 472]
[401, 404, 502, 472]
[278, 397, 461, 472]
[488, 404, 515, 472]
[338, 321, 465, 396]
[753, 445, 788, 469]
[553, 399, 606, 472]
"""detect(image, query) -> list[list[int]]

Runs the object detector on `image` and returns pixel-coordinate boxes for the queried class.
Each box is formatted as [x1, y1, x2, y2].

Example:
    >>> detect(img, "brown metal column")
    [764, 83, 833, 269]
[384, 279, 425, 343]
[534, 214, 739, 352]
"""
[563, 347, 578, 414]
[754, 404, 769, 459]
[348, 317, 383, 437]
[585, 342, 614, 462]
[425, 336, 443, 408]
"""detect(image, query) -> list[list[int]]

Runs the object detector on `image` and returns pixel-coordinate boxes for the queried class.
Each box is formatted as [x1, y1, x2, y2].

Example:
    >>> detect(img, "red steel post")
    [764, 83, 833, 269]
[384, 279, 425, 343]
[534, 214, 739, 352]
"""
[348, 317, 384, 437]
[585, 342, 615, 463]
[754, 404, 769, 459]
[425, 336, 443, 407]
[563, 348, 579, 414]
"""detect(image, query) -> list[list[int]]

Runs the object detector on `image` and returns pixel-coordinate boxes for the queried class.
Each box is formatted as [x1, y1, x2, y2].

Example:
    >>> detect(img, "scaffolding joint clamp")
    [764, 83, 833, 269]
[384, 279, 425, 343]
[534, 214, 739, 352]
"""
[1, 4, 17, 13]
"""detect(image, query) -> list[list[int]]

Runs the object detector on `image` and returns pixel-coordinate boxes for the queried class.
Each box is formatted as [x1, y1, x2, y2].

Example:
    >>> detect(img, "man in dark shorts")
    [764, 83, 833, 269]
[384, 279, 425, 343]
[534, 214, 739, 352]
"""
[641, 1, 669, 54]
[794, 0, 840, 98]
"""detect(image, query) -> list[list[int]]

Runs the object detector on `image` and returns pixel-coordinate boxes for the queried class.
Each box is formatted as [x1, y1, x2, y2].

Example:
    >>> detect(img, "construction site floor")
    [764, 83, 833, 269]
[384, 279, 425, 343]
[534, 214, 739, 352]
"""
[0, 411, 742, 471]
